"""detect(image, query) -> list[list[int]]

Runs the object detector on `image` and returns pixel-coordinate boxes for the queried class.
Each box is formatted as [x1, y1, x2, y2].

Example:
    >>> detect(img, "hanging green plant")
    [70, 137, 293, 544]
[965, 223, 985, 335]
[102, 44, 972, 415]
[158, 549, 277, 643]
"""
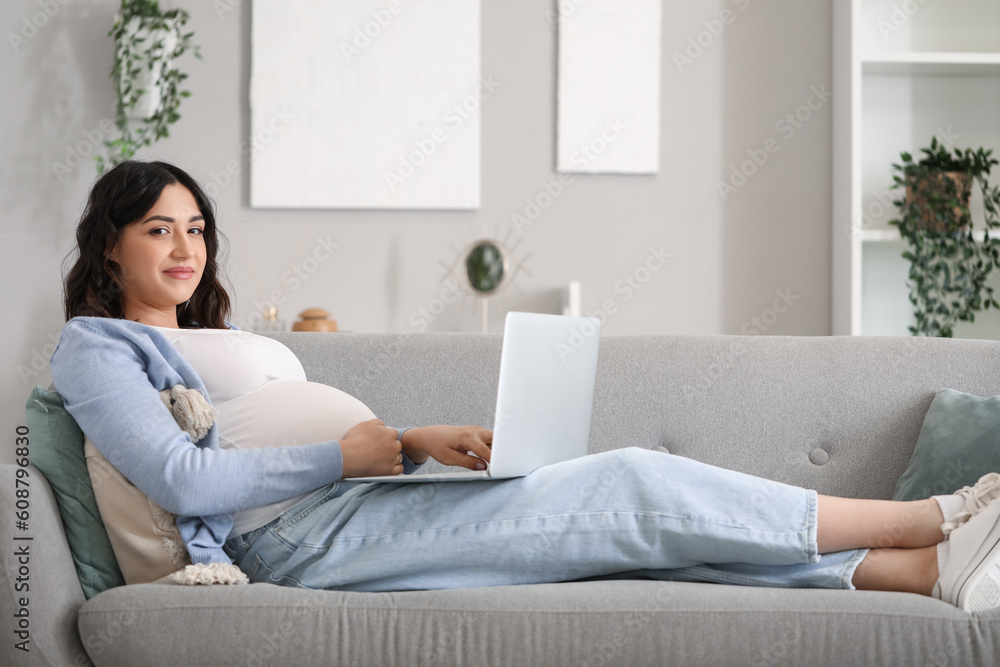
[95, 0, 200, 174]
[887, 136, 1000, 337]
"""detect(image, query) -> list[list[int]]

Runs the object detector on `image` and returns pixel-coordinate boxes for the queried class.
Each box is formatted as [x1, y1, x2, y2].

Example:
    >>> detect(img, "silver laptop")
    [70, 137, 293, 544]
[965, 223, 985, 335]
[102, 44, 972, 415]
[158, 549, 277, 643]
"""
[350, 311, 601, 483]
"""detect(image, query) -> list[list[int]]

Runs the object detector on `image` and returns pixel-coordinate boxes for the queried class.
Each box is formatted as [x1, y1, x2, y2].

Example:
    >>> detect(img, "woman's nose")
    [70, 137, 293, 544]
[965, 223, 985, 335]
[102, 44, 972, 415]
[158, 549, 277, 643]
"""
[173, 233, 194, 258]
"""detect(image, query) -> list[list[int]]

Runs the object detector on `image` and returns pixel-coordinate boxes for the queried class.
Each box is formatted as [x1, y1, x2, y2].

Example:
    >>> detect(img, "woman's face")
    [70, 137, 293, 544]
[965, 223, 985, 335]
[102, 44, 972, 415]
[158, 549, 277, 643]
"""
[110, 183, 207, 326]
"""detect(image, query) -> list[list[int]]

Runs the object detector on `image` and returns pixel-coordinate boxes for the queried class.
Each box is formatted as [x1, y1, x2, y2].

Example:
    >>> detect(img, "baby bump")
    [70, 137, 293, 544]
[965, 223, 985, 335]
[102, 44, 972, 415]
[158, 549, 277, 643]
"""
[215, 379, 378, 450]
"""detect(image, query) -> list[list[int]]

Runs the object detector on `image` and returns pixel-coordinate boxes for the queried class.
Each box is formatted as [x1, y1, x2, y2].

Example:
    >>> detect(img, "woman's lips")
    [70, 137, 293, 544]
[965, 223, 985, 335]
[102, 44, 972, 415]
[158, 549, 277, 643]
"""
[163, 268, 195, 280]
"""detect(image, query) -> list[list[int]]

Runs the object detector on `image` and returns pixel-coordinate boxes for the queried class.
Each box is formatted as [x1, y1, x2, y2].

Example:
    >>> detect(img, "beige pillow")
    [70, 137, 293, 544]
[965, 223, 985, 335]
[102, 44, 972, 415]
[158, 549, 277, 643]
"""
[83, 385, 219, 584]
[84, 436, 190, 584]
[84, 388, 193, 585]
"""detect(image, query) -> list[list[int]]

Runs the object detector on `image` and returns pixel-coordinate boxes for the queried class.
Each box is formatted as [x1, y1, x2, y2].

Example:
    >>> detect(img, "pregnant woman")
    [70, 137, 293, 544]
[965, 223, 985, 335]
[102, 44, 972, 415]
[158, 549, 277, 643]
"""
[50, 160, 1000, 610]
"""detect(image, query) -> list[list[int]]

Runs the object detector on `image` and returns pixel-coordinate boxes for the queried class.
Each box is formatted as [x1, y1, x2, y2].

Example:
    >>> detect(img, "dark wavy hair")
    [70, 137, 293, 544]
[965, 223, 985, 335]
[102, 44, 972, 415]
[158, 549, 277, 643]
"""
[62, 160, 232, 329]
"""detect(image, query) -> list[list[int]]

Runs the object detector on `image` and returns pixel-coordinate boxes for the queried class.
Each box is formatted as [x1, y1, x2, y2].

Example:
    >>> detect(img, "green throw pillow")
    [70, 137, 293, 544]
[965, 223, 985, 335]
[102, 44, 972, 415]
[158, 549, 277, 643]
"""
[893, 388, 1000, 502]
[25, 385, 125, 598]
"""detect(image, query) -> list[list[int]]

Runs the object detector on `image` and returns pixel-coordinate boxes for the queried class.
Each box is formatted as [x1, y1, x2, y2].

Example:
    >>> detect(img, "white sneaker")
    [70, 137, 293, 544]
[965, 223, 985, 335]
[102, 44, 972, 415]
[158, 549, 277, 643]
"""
[933, 495, 1000, 612]
[936, 472, 1000, 536]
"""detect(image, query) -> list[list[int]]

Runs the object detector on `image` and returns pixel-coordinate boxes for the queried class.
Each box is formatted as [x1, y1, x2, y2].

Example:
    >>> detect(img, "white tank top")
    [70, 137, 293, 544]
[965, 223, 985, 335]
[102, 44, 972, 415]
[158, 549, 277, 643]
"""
[151, 326, 377, 536]
[151, 327, 308, 402]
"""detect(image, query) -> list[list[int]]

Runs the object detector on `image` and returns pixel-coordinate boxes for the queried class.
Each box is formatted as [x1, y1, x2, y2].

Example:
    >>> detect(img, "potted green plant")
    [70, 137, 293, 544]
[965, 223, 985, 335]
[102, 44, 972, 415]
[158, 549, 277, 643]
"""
[96, 0, 200, 174]
[887, 136, 1000, 337]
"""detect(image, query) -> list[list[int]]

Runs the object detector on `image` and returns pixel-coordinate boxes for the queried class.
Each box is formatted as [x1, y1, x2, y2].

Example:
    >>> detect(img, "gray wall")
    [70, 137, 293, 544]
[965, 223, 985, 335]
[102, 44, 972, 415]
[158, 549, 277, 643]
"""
[1, 0, 833, 465]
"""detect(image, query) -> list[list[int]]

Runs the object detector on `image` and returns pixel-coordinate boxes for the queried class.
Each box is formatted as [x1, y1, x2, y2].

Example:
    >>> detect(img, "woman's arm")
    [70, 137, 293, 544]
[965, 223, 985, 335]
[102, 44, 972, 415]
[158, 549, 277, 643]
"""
[401, 430, 430, 465]
[400, 425, 493, 470]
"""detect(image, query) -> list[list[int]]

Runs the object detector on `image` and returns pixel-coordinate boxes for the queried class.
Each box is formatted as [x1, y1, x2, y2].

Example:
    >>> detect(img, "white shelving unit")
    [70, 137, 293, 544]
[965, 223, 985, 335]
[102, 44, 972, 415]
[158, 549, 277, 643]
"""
[832, 0, 1000, 337]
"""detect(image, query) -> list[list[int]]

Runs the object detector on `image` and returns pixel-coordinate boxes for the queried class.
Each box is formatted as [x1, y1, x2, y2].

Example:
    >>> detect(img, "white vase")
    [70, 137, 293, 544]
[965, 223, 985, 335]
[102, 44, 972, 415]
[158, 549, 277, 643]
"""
[119, 16, 180, 121]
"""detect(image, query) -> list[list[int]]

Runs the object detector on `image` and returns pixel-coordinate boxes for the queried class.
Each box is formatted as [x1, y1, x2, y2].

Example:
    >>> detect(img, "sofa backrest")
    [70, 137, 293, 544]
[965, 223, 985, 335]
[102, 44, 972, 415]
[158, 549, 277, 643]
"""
[266, 332, 1000, 500]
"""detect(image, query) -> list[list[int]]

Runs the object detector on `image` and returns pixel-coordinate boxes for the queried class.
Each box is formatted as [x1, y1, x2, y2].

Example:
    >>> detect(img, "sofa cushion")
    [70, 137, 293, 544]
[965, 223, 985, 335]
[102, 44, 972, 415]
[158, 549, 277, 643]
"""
[893, 388, 1000, 501]
[77, 580, 999, 667]
[24, 385, 125, 598]
[84, 434, 192, 584]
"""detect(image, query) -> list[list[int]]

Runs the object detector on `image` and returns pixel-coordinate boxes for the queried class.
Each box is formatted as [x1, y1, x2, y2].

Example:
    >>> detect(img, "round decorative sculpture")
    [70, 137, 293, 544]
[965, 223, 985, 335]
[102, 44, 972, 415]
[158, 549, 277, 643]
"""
[464, 240, 508, 294]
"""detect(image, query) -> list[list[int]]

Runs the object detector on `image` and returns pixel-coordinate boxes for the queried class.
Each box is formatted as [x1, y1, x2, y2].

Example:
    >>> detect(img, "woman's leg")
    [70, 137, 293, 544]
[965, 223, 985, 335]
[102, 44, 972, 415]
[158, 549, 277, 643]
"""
[580, 487, 949, 594]
[816, 495, 945, 552]
[850, 546, 938, 595]
[223, 448, 934, 593]
[225, 447, 827, 591]
[813, 494, 946, 595]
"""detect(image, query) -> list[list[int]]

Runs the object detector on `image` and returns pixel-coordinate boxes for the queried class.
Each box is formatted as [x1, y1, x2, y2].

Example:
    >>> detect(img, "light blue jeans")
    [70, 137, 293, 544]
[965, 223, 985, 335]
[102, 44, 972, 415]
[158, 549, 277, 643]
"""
[223, 448, 869, 592]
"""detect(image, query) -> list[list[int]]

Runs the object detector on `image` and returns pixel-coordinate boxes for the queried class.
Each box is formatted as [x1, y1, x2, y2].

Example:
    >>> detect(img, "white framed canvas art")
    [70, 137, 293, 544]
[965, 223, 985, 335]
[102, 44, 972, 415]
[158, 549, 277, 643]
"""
[251, 0, 482, 209]
[557, 0, 661, 174]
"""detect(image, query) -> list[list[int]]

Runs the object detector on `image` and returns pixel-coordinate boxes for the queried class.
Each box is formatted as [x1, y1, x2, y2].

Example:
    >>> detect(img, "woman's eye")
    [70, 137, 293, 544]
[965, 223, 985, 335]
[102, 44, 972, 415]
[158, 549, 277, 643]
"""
[150, 227, 204, 236]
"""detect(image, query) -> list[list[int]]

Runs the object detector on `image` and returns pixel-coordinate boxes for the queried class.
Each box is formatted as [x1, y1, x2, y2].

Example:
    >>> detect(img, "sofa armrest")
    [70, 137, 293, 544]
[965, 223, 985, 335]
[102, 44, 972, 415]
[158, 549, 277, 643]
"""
[1, 463, 90, 666]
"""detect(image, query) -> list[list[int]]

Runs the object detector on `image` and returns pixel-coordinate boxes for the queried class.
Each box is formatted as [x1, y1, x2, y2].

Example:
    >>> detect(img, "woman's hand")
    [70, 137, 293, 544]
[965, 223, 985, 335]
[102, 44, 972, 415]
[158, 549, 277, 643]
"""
[401, 425, 493, 471]
[340, 419, 404, 477]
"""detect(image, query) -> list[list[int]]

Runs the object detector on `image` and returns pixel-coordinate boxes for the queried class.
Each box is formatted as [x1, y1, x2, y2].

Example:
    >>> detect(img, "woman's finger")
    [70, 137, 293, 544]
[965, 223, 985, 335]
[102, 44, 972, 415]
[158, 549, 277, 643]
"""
[456, 454, 488, 471]
[465, 439, 492, 463]
[449, 444, 489, 470]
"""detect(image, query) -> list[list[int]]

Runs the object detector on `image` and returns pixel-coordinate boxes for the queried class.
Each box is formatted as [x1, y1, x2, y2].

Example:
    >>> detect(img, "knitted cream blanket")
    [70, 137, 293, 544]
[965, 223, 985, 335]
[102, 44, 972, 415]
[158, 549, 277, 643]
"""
[161, 384, 248, 586]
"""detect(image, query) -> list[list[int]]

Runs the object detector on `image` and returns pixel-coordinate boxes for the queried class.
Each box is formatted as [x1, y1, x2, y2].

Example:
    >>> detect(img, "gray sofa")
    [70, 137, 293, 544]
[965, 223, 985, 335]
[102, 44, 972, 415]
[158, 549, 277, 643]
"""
[4, 331, 1000, 666]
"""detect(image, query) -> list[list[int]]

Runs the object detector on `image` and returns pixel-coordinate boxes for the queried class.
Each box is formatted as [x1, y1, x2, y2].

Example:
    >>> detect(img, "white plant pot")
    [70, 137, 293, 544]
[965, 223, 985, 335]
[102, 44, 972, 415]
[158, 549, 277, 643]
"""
[119, 16, 180, 121]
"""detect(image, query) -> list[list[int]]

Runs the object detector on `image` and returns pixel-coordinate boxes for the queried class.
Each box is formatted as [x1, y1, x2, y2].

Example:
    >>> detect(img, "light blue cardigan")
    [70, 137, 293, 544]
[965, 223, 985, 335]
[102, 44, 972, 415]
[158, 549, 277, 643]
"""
[50, 316, 419, 566]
